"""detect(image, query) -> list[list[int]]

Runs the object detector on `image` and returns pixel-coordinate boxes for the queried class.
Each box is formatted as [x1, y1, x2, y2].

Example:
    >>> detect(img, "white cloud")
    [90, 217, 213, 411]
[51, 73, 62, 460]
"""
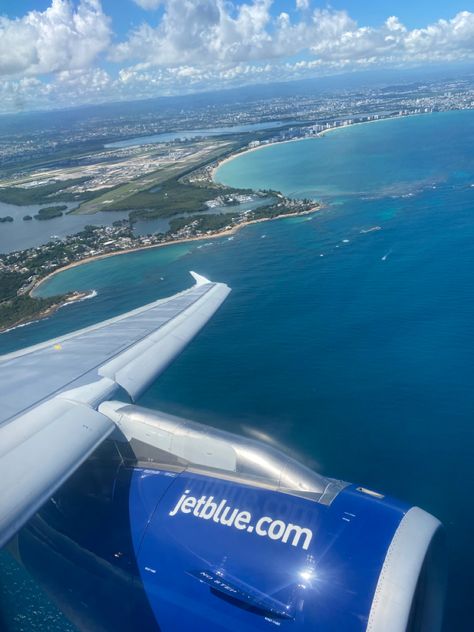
[113, 0, 277, 65]
[385, 16, 406, 33]
[296, 0, 309, 11]
[132, 0, 164, 9]
[305, 10, 474, 64]
[0, 68, 115, 112]
[1, 1, 474, 112]
[405, 11, 474, 58]
[0, 0, 111, 77]
[112, 3, 474, 71]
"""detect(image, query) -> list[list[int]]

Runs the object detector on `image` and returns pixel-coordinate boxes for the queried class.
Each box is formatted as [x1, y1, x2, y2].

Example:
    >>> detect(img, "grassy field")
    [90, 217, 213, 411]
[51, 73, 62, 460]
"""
[123, 179, 251, 220]
[127, 180, 222, 219]
[0, 178, 89, 205]
[74, 140, 238, 215]
[0, 134, 254, 225]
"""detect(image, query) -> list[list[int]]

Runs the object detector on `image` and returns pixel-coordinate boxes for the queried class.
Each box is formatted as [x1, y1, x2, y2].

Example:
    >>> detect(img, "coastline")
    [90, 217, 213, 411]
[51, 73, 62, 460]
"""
[30, 206, 319, 297]
[4, 112, 432, 331]
[211, 112, 429, 181]
[0, 290, 93, 334]
[38, 112, 423, 287]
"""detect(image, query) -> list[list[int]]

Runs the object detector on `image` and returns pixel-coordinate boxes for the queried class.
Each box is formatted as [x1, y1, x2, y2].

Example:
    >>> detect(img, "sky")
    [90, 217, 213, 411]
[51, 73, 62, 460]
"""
[0, 0, 473, 113]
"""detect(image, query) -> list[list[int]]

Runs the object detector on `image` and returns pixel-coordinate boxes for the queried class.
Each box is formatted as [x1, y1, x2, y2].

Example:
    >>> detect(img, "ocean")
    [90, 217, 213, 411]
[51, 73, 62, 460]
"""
[1, 110, 474, 630]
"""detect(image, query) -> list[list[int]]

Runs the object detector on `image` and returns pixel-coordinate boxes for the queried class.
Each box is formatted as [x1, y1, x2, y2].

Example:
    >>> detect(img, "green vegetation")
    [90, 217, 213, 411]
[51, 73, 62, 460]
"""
[0, 216, 13, 223]
[0, 295, 62, 331]
[0, 272, 61, 332]
[101, 178, 249, 221]
[0, 178, 89, 205]
[34, 205, 68, 220]
[168, 213, 235, 234]
[24, 242, 79, 270]
[167, 200, 317, 235]
[74, 139, 242, 215]
[251, 204, 295, 220]
[0, 272, 27, 301]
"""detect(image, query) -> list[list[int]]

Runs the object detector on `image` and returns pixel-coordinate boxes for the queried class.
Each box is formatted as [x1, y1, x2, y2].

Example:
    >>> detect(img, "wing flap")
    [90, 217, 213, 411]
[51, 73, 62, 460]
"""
[0, 273, 231, 547]
[0, 274, 230, 425]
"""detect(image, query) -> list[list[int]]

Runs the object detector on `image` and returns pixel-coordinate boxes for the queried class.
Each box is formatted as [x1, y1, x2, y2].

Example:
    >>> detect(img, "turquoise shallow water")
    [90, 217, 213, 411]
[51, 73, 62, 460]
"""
[1, 110, 474, 630]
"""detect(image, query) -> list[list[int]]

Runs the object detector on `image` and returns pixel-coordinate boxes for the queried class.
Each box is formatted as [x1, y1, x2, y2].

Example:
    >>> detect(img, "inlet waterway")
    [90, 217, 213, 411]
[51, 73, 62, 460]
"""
[0, 202, 130, 253]
[104, 120, 297, 149]
[0, 191, 271, 254]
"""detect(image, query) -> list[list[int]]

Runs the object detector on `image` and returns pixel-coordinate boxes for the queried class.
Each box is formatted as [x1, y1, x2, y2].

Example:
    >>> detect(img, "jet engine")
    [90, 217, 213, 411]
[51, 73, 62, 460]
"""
[11, 402, 445, 632]
[97, 402, 446, 632]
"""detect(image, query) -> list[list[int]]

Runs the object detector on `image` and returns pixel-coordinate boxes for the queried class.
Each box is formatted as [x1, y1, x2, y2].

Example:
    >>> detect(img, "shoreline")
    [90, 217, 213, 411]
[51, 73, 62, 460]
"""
[0, 290, 93, 334]
[4, 111, 432, 330]
[211, 111, 429, 181]
[30, 206, 319, 297]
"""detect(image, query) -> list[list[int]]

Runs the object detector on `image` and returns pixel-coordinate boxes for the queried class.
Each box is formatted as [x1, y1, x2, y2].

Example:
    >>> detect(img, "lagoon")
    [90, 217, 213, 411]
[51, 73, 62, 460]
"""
[0, 201, 130, 254]
[105, 120, 295, 149]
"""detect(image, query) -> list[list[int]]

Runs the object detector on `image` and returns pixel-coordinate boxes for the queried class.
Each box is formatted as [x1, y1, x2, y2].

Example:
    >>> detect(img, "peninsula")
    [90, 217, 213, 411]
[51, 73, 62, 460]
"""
[2, 72, 473, 333]
[0, 195, 319, 332]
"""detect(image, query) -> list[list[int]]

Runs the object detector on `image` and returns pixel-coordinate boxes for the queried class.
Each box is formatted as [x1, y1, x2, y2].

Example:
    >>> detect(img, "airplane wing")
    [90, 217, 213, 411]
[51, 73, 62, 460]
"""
[0, 272, 230, 548]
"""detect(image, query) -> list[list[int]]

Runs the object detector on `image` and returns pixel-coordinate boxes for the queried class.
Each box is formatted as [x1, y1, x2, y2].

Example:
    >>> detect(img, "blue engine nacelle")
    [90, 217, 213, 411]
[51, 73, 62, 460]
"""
[97, 402, 446, 632]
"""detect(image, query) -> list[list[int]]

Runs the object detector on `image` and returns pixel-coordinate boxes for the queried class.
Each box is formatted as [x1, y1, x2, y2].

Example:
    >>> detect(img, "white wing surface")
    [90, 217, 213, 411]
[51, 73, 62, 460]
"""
[0, 273, 230, 547]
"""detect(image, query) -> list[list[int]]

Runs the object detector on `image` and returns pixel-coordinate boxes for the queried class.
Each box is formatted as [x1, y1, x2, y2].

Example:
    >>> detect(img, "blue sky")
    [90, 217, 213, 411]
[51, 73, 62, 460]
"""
[0, 1, 473, 112]
[2, 0, 472, 30]
[3, 0, 472, 31]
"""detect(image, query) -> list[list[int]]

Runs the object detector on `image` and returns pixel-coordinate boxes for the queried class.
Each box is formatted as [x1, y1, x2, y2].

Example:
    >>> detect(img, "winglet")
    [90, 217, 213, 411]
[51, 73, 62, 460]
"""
[190, 271, 210, 286]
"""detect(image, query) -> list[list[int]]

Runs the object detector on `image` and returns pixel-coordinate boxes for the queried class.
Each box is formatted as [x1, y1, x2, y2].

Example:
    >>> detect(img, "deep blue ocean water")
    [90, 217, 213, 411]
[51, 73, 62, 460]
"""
[1, 110, 474, 630]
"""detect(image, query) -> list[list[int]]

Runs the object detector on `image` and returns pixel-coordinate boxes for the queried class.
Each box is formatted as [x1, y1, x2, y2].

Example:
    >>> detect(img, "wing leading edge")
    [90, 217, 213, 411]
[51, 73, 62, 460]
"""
[0, 272, 230, 548]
